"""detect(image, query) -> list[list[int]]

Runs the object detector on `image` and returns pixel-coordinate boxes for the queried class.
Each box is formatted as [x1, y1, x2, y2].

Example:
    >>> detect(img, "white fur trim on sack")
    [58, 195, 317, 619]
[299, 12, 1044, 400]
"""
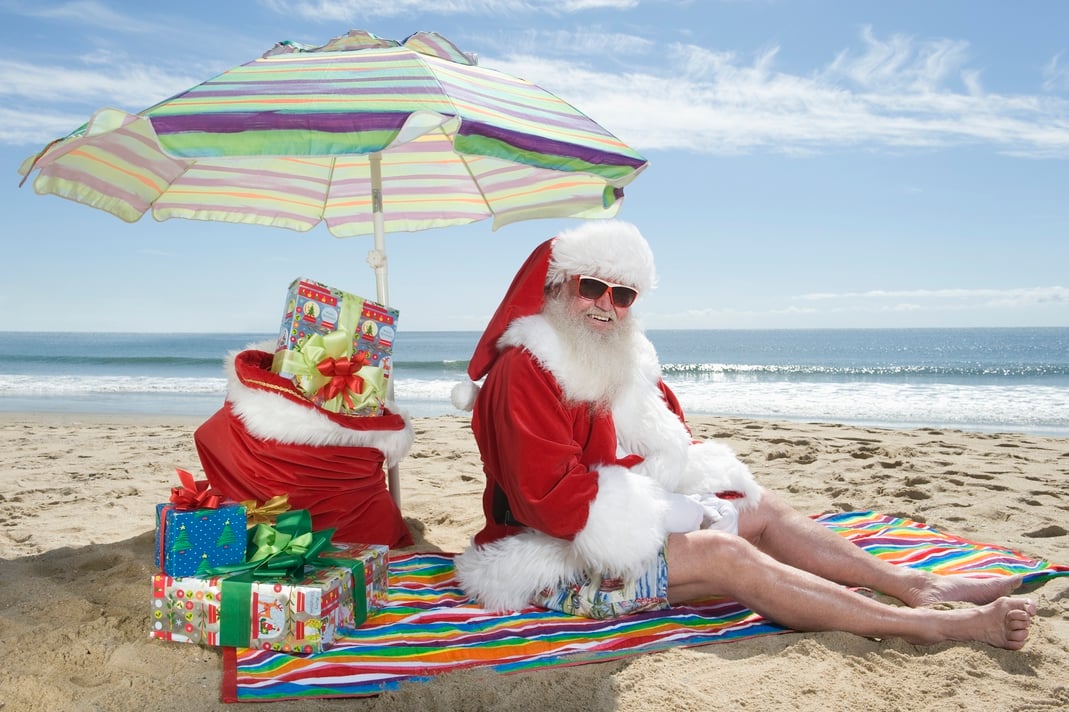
[224, 345, 415, 467]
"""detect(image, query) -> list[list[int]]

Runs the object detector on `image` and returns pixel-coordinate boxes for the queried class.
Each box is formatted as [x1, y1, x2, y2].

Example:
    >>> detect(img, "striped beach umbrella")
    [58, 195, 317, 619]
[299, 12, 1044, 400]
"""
[17, 30, 648, 307]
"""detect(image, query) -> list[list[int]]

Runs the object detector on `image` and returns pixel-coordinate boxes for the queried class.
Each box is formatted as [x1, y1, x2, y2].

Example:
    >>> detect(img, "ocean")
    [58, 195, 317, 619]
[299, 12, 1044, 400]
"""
[1, 328, 1067, 437]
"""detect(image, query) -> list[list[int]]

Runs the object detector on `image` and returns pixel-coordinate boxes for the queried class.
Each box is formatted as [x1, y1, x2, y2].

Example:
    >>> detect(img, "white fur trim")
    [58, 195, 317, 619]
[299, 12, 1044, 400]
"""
[546, 220, 656, 293]
[224, 348, 414, 467]
[676, 441, 763, 511]
[455, 466, 669, 611]
[455, 532, 580, 611]
[610, 339, 691, 491]
[570, 466, 668, 578]
[451, 380, 480, 412]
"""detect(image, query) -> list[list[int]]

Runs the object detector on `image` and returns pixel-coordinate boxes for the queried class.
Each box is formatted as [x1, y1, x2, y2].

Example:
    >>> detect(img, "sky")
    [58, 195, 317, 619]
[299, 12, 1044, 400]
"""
[2, 0, 1068, 333]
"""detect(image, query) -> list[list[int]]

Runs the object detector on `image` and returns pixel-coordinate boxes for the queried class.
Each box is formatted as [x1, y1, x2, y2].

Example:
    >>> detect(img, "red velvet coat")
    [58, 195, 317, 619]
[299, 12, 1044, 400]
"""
[471, 344, 686, 547]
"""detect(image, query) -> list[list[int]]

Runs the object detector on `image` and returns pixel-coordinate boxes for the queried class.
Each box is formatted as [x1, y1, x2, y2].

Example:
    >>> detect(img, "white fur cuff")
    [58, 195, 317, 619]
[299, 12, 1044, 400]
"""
[571, 466, 667, 577]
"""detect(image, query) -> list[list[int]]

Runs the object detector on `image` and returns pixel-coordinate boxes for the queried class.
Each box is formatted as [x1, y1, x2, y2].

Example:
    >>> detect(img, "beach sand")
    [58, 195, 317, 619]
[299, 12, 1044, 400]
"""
[1, 412, 1067, 711]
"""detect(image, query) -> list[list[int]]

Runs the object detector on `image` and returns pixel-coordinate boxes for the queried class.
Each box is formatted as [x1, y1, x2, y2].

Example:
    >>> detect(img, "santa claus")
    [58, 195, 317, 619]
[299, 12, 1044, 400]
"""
[448, 221, 1036, 650]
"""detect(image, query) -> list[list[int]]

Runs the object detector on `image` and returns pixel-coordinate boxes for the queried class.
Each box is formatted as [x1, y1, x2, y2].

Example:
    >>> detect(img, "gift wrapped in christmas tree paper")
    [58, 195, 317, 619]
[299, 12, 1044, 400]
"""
[150, 509, 389, 653]
[155, 469, 247, 577]
[272, 277, 399, 416]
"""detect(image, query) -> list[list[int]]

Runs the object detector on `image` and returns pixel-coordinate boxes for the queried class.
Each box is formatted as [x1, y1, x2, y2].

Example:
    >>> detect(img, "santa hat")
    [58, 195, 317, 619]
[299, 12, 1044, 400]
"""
[451, 220, 655, 411]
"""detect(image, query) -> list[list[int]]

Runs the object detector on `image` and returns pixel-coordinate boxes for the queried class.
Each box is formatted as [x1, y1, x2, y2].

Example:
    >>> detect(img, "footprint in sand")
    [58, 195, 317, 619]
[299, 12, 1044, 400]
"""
[1022, 525, 1068, 538]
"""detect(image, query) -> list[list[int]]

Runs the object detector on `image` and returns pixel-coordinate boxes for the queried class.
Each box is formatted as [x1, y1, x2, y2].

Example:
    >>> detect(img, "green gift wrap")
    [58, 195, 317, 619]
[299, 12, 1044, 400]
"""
[149, 543, 389, 653]
[272, 277, 399, 416]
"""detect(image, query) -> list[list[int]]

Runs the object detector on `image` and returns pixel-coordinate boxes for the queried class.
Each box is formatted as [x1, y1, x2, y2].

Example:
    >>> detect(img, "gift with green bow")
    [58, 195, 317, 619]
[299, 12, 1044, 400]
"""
[150, 509, 389, 653]
[271, 277, 399, 416]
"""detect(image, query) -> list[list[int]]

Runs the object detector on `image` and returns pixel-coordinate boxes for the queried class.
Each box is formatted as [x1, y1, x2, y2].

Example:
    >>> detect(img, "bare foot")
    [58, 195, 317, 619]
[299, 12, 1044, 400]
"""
[904, 597, 1037, 649]
[902, 572, 1023, 608]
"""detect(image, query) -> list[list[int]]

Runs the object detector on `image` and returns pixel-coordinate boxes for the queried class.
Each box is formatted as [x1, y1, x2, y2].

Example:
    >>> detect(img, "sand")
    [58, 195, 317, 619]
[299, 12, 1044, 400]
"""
[1, 412, 1067, 711]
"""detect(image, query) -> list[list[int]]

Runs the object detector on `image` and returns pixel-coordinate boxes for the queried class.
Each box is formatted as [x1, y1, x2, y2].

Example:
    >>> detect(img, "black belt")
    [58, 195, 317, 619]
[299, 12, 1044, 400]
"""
[492, 483, 526, 528]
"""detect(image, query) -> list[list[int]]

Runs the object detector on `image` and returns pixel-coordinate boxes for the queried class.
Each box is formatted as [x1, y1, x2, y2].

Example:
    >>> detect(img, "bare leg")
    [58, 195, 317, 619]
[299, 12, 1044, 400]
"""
[734, 488, 1022, 607]
[665, 531, 1036, 649]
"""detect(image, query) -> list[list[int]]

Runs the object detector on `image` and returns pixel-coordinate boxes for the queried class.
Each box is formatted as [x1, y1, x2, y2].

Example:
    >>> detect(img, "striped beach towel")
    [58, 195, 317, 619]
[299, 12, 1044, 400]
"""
[223, 511, 1068, 702]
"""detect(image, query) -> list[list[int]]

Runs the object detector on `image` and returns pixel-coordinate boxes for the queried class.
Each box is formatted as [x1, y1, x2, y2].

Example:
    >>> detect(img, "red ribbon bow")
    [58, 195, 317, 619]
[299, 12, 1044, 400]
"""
[315, 353, 369, 410]
[169, 467, 224, 510]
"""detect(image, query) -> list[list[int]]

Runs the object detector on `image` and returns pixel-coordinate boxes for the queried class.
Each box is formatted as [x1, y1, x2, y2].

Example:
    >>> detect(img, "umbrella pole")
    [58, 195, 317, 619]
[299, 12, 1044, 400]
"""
[368, 152, 389, 307]
[368, 151, 402, 509]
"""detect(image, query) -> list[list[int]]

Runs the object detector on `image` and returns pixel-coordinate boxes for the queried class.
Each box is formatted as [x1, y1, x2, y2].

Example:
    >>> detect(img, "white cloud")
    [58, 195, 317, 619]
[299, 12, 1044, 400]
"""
[649, 286, 1069, 329]
[0, 58, 206, 144]
[1043, 52, 1069, 92]
[17, 0, 158, 33]
[4, 19, 1069, 158]
[795, 287, 1069, 314]
[797, 287, 1068, 302]
[483, 28, 654, 59]
[823, 26, 972, 93]
[259, 0, 637, 20]
[484, 28, 1069, 157]
[0, 59, 198, 106]
[0, 108, 88, 148]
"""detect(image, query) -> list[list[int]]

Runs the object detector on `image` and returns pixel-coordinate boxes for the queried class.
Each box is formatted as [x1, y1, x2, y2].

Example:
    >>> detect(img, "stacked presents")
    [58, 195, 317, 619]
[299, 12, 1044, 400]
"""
[192, 277, 414, 549]
[150, 469, 389, 653]
[152, 277, 413, 654]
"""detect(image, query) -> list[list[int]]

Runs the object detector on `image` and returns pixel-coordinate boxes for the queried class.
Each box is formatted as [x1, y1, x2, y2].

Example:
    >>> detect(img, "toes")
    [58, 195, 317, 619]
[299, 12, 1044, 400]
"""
[1006, 611, 1031, 631]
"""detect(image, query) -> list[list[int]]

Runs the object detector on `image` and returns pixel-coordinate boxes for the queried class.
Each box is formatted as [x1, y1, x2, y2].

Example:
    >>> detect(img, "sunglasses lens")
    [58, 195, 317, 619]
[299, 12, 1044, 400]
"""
[611, 287, 638, 308]
[577, 277, 638, 307]
[578, 277, 610, 300]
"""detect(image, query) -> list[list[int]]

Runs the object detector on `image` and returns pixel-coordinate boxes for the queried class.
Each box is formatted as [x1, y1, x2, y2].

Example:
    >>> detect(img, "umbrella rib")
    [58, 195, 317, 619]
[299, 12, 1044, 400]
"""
[452, 140, 495, 217]
[409, 55, 495, 215]
[323, 156, 337, 219]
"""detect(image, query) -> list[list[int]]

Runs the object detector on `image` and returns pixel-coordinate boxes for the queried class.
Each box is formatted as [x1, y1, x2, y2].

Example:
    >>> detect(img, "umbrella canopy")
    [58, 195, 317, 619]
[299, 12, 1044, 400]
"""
[18, 30, 648, 306]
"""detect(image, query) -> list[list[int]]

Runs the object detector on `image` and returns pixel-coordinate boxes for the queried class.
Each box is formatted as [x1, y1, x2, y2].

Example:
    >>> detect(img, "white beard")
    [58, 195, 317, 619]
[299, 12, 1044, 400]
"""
[541, 293, 638, 408]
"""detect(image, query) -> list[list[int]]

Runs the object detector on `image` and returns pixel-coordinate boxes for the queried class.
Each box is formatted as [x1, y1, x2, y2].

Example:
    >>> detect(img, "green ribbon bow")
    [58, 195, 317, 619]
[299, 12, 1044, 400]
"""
[272, 295, 388, 413]
[209, 509, 337, 580]
[204, 509, 373, 647]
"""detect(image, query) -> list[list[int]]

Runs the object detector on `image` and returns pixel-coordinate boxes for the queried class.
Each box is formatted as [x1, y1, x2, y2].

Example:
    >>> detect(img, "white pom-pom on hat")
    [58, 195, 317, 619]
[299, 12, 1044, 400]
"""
[451, 380, 481, 412]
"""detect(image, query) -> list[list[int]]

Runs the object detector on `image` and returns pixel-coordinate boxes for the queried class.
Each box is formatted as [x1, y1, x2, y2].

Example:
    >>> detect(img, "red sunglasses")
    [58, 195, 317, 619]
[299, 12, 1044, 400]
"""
[575, 275, 639, 308]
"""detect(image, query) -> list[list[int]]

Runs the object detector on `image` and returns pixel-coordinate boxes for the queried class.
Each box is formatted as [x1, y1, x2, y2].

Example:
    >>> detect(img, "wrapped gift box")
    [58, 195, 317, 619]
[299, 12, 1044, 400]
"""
[155, 502, 247, 577]
[150, 543, 389, 653]
[332, 542, 389, 614]
[272, 277, 399, 416]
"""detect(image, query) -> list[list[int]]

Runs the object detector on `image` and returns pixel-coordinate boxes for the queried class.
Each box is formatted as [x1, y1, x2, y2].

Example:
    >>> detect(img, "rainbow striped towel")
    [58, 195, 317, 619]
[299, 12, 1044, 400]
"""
[223, 511, 1068, 702]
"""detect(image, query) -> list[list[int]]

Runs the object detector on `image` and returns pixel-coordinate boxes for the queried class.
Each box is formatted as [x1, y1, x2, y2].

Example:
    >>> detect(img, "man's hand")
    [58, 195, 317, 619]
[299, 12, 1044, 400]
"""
[694, 493, 739, 535]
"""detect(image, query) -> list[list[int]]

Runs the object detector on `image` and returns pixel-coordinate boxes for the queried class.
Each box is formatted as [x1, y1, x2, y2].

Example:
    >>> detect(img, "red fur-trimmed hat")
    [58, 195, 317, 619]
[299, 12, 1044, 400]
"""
[451, 220, 655, 411]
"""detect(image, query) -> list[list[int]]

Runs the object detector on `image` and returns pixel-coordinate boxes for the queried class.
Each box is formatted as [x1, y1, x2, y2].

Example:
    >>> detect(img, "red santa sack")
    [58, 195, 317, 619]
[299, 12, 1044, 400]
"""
[194, 349, 414, 548]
